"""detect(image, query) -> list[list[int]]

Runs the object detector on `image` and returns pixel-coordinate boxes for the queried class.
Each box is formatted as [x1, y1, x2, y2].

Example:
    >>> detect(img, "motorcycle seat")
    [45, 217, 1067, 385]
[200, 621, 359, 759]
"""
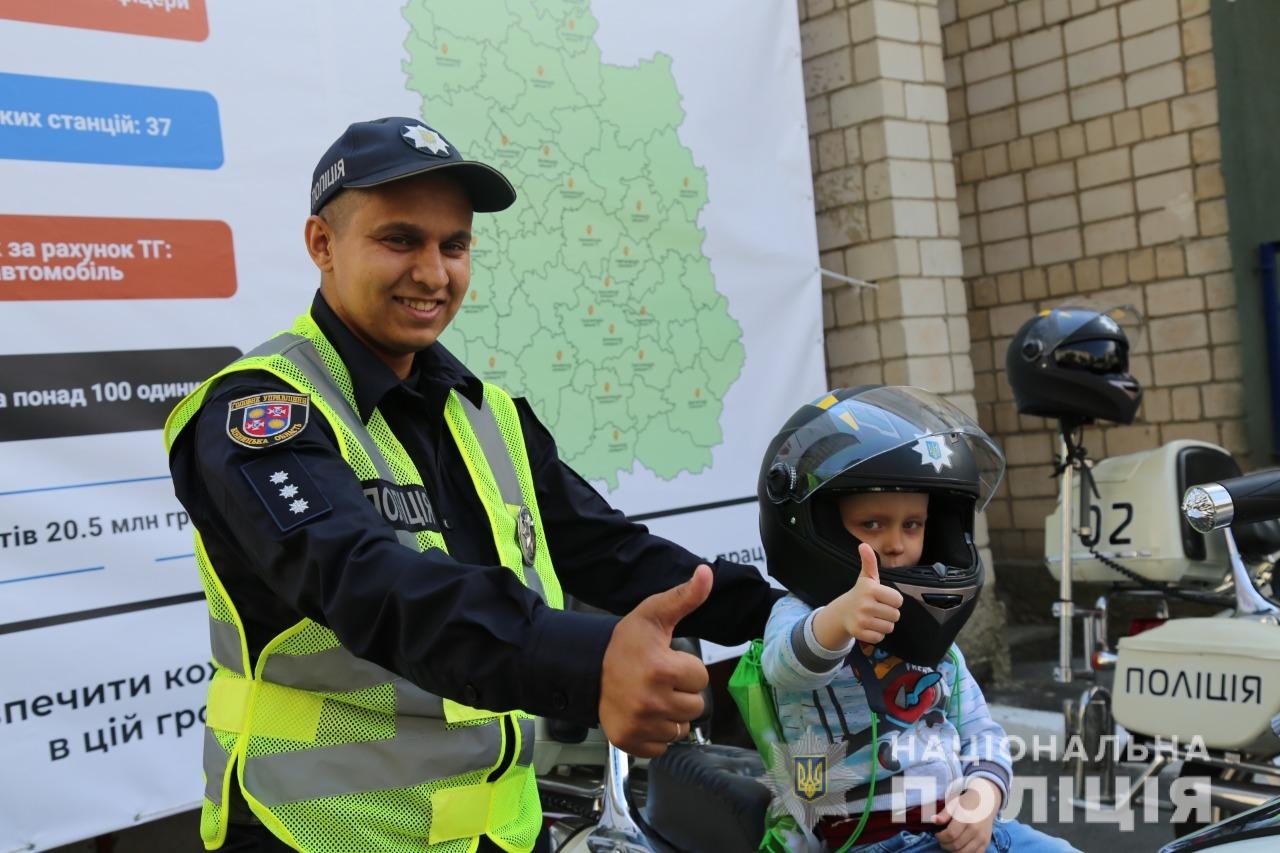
[643, 742, 770, 853]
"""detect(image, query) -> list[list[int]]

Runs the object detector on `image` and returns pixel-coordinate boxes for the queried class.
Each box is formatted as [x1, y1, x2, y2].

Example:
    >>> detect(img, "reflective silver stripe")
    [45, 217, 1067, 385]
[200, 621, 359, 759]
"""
[257, 333, 420, 552]
[392, 678, 451, 718]
[209, 617, 245, 677]
[260, 647, 445, 718]
[203, 727, 230, 806]
[516, 717, 535, 767]
[457, 395, 523, 508]
[261, 646, 399, 693]
[243, 715, 501, 805]
[456, 393, 547, 602]
[242, 332, 296, 360]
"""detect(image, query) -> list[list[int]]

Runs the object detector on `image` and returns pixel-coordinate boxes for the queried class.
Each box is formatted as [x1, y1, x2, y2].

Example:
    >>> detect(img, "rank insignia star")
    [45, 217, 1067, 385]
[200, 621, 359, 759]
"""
[241, 451, 332, 532]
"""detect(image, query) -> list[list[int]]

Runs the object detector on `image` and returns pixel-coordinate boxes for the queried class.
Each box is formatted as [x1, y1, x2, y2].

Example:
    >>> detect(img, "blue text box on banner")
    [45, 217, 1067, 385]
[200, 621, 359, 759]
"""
[0, 72, 223, 169]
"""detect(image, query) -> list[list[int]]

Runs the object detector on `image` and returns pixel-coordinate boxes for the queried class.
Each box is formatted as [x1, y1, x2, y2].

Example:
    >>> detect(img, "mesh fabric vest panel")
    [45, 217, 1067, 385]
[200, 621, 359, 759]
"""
[164, 311, 563, 853]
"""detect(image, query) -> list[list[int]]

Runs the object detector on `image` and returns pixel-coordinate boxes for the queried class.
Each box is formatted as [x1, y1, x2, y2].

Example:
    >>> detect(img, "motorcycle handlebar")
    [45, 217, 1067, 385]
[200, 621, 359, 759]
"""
[1183, 468, 1280, 532]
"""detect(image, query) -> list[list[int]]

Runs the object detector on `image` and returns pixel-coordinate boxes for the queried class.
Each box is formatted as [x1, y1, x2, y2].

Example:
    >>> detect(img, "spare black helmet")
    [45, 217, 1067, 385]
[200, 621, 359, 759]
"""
[759, 386, 1005, 666]
[1006, 301, 1142, 425]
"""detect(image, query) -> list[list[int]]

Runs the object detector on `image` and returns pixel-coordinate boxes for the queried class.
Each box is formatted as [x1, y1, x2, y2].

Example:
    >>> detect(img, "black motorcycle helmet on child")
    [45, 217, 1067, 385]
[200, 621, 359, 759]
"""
[758, 386, 1005, 666]
[1006, 301, 1142, 425]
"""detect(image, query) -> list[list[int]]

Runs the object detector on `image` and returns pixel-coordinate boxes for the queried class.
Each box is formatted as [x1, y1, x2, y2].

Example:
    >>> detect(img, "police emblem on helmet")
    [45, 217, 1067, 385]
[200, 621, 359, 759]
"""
[757, 386, 1006, 665]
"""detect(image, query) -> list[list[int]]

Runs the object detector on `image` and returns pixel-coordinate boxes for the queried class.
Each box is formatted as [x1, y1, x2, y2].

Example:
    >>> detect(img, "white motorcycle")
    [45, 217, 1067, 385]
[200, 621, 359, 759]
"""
[1150, 466, 1280, 852]
[1000, 301, 1280, 839]
[1046, 433, 1280, 836]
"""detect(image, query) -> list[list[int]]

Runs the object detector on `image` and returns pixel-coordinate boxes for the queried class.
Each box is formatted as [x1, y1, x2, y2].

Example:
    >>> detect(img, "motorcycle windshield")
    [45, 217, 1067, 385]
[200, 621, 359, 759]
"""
[1031, 299, 1144, 353]
[768, 386, 1005, 510]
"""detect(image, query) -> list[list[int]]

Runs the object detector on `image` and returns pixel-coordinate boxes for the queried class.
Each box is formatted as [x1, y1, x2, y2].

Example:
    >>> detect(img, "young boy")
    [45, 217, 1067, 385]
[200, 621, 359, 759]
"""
[757, 386, 1078, 853]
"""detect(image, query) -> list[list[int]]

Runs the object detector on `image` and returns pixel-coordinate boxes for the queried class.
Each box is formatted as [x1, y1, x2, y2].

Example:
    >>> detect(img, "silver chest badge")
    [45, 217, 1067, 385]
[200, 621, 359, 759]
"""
[516, 505, 536, 567]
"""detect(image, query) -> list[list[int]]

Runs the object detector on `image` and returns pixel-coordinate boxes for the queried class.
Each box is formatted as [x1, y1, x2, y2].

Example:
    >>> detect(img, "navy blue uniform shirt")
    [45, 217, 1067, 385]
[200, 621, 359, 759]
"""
[168, 292, 780, 724]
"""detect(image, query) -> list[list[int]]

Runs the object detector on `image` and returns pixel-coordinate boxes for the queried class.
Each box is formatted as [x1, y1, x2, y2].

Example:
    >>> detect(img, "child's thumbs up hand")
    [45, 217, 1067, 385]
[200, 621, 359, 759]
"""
[813, 542, 904, 649]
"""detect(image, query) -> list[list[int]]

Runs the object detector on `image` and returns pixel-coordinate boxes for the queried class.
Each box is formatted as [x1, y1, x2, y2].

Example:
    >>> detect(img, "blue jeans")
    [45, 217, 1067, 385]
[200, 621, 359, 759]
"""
[849, 819, 1080, 852]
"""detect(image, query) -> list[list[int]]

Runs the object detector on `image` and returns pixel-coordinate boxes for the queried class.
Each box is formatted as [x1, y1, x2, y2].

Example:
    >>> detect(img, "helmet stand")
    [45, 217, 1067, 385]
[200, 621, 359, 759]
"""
[1051, 416, 1107, 684]
[1051, 416, 1121, 809]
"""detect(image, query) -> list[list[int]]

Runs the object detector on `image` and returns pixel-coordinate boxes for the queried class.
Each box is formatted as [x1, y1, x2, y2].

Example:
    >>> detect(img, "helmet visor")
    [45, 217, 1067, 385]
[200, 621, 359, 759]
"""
[1029, 300, 1143, 355]
[1054, 338, 1128, 374]
[767, 386, 1006, 509]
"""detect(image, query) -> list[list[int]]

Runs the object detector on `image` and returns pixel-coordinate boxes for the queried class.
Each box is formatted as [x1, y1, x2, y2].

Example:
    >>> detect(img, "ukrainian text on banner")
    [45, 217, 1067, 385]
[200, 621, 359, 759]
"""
[0, 2, 822, 849]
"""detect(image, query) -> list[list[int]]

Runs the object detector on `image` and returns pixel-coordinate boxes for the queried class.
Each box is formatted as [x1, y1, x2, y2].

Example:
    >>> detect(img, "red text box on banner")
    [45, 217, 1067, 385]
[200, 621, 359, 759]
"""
[0, 0, 209, 42]
[0, 215, 236, 301]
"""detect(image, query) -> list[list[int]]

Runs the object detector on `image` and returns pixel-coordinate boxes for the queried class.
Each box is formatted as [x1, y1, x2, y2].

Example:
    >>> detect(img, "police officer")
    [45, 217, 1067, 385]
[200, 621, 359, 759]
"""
[165, 117, 780, 853]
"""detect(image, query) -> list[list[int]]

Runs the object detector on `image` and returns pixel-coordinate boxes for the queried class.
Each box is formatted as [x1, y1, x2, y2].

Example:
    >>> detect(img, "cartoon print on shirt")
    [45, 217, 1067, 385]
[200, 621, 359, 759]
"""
[851, 644, 949, 772]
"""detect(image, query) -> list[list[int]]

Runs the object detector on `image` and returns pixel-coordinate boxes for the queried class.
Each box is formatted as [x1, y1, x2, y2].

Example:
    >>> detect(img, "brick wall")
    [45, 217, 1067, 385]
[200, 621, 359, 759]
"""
[941, 0, 1243, 562]
[798, 0, 1011, 676]
[803, 1, 973, 400]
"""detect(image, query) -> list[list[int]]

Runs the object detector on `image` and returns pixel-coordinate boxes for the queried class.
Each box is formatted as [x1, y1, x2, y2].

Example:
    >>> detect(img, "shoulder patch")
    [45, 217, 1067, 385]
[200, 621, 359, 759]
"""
[226, 393, 309, 449]
[241, 451, 332, 531]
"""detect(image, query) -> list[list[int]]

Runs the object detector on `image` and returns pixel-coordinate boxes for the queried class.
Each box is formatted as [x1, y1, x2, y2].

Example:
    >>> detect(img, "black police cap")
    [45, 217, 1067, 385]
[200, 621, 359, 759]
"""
[310, 117, 517, 215]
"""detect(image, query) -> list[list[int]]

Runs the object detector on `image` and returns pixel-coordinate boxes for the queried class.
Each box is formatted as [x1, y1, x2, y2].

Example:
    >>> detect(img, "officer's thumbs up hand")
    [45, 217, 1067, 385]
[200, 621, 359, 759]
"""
[599, 564, 712, 758]
[813, 542, 903, 649]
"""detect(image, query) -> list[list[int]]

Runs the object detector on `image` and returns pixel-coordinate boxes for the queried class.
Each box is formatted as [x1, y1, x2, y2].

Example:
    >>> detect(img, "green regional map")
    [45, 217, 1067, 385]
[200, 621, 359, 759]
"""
[403, 0, 746, 489]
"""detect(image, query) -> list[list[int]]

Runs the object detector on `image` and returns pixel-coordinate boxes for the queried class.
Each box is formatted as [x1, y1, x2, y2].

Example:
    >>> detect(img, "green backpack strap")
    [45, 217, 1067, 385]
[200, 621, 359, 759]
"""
[728, 640, 800, 851]
[728, 639, 784, 764]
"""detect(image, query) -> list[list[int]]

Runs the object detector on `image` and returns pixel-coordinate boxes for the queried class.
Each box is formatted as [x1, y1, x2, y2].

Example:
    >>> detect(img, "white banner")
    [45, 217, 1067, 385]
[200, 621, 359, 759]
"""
[0, 2, 823, 848]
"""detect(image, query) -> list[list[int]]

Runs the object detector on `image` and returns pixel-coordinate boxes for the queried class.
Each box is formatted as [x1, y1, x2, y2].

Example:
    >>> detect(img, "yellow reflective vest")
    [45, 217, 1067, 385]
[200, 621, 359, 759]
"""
[164, 311, 564, 853]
